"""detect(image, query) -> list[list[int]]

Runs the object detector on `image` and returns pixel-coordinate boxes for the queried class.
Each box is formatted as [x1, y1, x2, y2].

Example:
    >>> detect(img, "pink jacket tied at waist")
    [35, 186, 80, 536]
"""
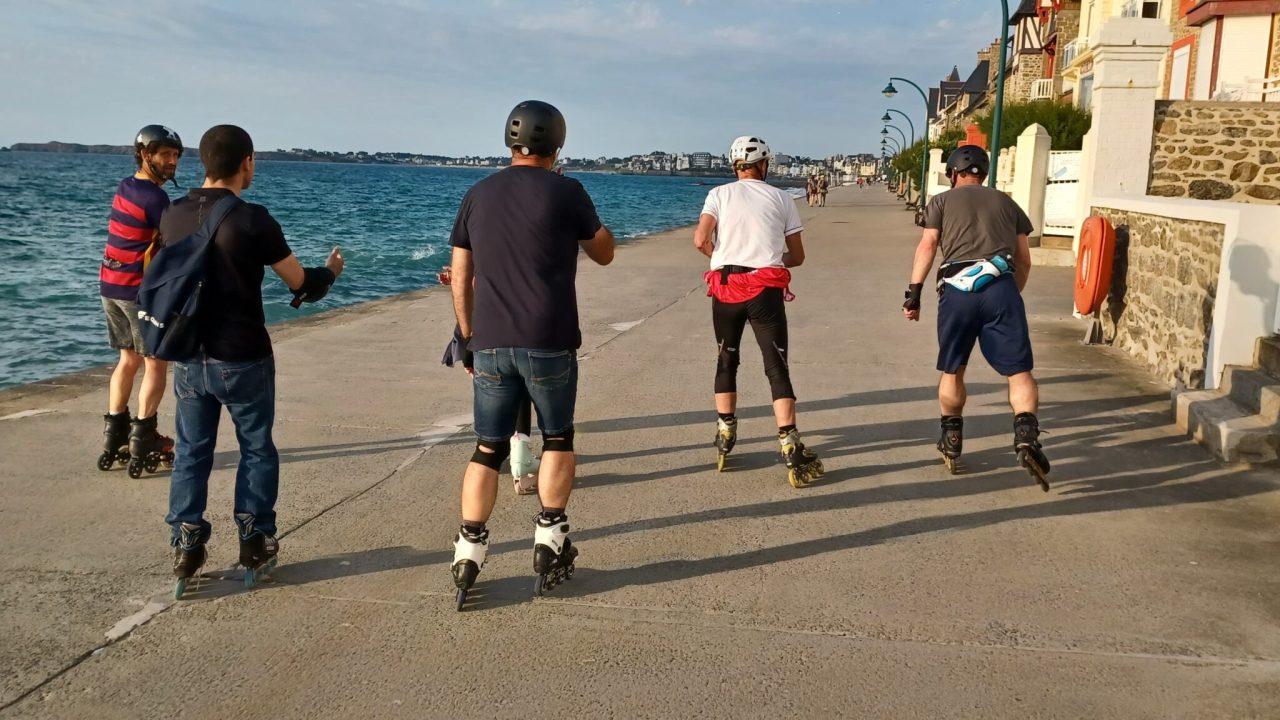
[703, 267, 795, 304]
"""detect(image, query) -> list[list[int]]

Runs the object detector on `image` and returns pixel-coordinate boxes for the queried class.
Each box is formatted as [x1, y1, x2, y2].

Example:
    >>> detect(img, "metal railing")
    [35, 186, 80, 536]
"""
[1062, 38, 1090, 68]
[1213, 76, 1280, 102]
[1031, 78, 1057, 101]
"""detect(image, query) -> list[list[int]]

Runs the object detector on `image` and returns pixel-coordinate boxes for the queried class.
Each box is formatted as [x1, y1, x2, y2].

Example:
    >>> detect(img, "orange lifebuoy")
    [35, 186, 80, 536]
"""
[1074, 216, 1116, 315]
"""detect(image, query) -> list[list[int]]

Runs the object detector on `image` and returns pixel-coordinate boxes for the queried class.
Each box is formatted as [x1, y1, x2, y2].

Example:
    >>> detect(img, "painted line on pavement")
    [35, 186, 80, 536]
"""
[0, 408, 55, 421]
[1, 413, 469, 713]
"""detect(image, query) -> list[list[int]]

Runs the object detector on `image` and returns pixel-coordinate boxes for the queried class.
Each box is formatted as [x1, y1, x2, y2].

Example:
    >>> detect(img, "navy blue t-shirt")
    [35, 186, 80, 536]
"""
[449, 166, 602, 351]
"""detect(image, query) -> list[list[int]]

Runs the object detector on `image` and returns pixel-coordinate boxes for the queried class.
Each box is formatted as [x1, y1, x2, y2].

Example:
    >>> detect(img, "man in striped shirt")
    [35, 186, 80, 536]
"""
[97, 125, 183, 469]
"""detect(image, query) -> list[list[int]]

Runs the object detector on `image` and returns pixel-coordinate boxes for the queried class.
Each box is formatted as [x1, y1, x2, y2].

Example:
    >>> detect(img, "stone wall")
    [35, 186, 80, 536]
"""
[1092, 207, 1225, 389]
[1009, 53, 1047, 102]
[1148, 101, 1280, 203]
[1053, 4, 1081, 92]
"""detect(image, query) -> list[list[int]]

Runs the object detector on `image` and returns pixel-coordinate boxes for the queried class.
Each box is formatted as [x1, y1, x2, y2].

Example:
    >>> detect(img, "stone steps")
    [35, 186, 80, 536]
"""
[1219, 365, 1280, 424]
[1172, 338, 1280, 465]
[1040, 234, 1074, 250]
[1256, 335, 1280, 380]
[1030, 246, 1075, 267]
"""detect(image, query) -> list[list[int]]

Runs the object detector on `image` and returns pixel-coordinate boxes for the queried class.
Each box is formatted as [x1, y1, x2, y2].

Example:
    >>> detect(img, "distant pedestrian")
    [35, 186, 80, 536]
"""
[901, 145, 1050, 490]
[816, 174, 829, 207]
[805, 174, 817, 207]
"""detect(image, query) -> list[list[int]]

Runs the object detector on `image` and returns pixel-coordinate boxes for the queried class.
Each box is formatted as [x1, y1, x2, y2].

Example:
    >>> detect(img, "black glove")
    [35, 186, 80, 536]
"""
[289, 267, 337, 308]
[462, 335, 474, 372]
[903, 283, 924, 312]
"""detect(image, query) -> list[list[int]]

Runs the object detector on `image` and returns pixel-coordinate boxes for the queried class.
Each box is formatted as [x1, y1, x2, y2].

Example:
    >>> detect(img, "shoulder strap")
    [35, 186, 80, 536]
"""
[198, 195, 244, 241]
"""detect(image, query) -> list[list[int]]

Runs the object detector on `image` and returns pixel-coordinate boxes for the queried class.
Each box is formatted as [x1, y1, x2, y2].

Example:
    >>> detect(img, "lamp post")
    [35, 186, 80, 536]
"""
[881, 109, 916, 146]
[882, 124, 908, 149]
[881, 136, 901, 154]
[990, 0, 1010, 188]
[883, 77, 929, 210]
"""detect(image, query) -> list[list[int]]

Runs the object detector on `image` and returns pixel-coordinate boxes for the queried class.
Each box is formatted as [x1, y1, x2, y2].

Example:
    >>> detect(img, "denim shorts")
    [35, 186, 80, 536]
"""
[936, 274, 1034, 376]
[472, 348, 577, 442]
[102, 297, 148, 354]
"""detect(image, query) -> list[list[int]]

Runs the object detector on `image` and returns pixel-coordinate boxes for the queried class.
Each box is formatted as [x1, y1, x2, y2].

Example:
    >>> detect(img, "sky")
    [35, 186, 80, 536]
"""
[0, 0, 1000, 159]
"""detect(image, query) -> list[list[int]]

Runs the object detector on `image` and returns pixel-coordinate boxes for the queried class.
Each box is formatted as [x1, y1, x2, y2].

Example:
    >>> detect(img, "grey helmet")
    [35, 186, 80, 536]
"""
[945, 144, 989, 178]
[504, 101, 566, 157]
[134, 125, 183, 157]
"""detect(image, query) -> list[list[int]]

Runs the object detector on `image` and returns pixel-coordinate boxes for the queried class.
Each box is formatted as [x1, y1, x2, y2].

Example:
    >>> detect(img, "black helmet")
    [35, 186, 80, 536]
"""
[134, 125, 184, 156]
[946, 144, 989, 179]
[504, 101, 566, 157]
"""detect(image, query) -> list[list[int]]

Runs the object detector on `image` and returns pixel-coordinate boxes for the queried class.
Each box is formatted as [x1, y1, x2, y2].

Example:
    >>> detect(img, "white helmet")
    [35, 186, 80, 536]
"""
[729, 136, 771, 165]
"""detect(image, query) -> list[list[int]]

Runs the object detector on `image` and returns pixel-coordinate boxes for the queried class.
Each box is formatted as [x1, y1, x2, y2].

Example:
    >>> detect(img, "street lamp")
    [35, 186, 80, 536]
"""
[991, 0, 1010, 188]
[883, 76, 929, 210]
[883, 124, 908, 149]
[882, 136, 901, 153]
[882, 109, 916, 146]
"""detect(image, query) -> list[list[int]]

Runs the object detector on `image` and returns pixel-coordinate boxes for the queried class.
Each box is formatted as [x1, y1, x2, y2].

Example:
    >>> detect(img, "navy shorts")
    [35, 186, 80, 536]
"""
[471, 348, 577, 442]
[936, 275, 1034, 376]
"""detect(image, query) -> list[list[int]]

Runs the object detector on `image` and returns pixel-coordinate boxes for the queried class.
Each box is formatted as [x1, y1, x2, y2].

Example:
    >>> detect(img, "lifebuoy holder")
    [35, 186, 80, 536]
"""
[1074, 216, 1117, 344]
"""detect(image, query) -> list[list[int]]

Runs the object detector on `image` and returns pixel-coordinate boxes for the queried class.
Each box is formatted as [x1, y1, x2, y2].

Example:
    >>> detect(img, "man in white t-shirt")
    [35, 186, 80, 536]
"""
[692, 135, 824, 488]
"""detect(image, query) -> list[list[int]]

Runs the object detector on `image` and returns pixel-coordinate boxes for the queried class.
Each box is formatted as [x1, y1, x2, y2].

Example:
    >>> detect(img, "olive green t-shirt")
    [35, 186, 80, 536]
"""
[923, 185, 1034, 264]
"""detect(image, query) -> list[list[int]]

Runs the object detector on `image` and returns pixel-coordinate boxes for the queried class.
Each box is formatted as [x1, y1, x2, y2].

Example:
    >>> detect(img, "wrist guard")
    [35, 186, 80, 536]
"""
[903, 283, 924, 312]
[290, 267, 337, 308]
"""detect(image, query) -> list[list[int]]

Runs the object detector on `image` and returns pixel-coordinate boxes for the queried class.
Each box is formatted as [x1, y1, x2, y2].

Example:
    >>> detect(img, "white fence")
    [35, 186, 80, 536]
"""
[1044, 151, 1081, 236]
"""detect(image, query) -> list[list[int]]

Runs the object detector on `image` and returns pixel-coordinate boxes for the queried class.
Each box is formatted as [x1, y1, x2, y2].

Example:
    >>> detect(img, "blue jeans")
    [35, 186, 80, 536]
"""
[166, 353, 279, 544]
[472, 348, 577, 442]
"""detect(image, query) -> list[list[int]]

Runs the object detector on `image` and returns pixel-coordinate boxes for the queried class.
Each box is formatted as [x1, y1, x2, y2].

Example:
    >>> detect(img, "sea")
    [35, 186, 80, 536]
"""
[0, 151, 799, 390]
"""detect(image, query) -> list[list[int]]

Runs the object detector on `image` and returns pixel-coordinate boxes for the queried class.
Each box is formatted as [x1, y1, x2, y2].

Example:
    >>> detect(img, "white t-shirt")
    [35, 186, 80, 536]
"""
[701, 179, 804, 270]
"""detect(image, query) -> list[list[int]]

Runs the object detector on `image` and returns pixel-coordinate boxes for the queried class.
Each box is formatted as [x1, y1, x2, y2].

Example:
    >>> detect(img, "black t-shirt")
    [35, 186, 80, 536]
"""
[158, 188, 292, 361]
[449, 166, 602, 351]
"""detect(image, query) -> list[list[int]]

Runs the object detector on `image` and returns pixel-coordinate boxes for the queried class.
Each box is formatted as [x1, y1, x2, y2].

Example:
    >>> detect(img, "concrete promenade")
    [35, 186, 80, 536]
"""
[2, 186, 1278, 719]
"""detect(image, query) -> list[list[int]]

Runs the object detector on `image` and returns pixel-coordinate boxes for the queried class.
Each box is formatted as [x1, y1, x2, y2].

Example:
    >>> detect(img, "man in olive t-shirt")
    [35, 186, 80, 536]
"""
[900, 145, 1051, 490]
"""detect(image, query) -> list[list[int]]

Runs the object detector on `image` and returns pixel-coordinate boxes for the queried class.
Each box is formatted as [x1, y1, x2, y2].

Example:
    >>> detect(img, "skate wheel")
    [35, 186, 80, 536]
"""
[565, 564, 574, 580]
[175, 577, 188, 600]
[717, 453, 727, 473]
[788, 469, 805, 489]
[244, 568, 258, 589]
[1020, 453, 1051, 492]
[127, 460, 144, 479]
[812, 460, 825, 478]
[144, 458, 159, 473]
[943, 456, 961, 475]
[534, 574, 546, 597]
[455, 587, 468, 611]
[97, 453, 114, 472]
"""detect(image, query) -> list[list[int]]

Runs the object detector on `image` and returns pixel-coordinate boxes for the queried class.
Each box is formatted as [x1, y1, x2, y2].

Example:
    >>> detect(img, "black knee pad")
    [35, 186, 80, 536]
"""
[470, 439, 510, 470]
[542, 427, 575, 452]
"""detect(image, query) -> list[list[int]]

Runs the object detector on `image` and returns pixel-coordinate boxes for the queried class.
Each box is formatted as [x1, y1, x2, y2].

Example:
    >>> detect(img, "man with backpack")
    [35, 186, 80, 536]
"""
[901, 145, 1050, 490]
[155, 125, 343, 595]
[96, 125, 183, 475]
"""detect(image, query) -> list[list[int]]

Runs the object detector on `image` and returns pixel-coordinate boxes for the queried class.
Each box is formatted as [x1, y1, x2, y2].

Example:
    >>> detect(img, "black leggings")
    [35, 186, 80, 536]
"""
[713, 287, 795, 401]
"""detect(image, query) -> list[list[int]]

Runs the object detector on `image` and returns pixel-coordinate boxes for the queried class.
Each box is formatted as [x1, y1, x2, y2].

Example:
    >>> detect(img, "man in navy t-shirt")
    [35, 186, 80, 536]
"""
[96, 125, 182, 474]
[446, 100, 615, 606]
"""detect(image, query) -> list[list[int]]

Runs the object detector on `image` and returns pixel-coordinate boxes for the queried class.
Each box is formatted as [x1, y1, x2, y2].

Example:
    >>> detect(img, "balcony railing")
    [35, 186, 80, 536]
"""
[1031, 78, 1057, 101]
[1062, 38, 1090, 68]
